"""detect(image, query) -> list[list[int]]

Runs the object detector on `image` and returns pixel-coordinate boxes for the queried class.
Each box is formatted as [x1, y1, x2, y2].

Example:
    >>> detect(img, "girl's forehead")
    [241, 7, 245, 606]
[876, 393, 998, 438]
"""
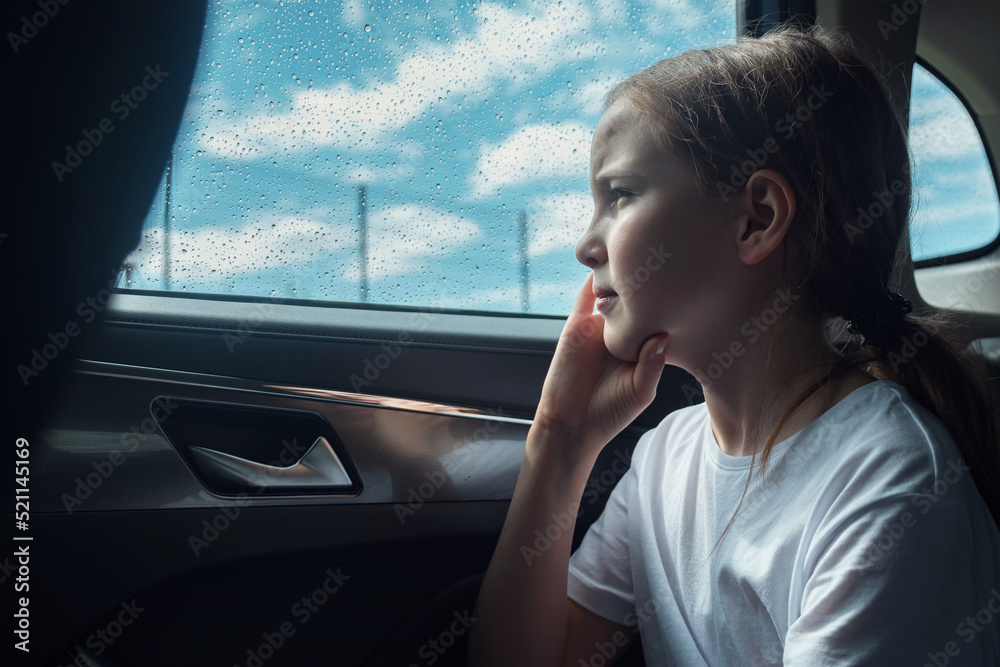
[593, 100, 665, 163]
[596, 98, 646, 134]
[590, 107, 677, 185]
[592, 101, 658, 158]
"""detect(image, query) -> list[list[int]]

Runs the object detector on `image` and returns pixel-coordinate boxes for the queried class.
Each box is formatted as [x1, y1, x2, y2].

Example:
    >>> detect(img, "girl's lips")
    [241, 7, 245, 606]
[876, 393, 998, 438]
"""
[593, 285, 617, 299]
[593, 284, 618, 312]
[595, 295, 618, 312]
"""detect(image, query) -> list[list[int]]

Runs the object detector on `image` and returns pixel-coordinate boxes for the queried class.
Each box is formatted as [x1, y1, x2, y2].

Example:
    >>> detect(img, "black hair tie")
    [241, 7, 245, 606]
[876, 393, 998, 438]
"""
[844, 290, 912, 348]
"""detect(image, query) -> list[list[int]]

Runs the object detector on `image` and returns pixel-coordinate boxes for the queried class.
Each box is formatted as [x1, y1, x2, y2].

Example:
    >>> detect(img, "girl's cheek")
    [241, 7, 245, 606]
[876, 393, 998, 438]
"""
[607, 224, 641, 265]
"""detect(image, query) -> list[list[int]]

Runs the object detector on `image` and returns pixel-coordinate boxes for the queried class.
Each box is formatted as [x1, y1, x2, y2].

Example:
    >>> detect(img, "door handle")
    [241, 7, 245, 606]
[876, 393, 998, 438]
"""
[154, 396, 362, 496]
[188, 436, 355, 491]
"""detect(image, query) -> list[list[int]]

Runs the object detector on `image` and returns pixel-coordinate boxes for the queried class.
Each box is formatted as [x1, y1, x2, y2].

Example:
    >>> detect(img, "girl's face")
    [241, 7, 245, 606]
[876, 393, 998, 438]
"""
[576, 99, 744, 364]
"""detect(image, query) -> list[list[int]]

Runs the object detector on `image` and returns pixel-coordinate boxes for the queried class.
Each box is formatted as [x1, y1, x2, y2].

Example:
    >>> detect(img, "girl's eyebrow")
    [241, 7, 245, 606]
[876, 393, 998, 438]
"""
[592, 171, 648, 187]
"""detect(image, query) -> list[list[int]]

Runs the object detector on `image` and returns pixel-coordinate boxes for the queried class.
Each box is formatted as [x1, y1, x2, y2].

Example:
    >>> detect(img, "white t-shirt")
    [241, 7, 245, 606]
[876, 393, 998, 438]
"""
[568, 380, 1000, 666]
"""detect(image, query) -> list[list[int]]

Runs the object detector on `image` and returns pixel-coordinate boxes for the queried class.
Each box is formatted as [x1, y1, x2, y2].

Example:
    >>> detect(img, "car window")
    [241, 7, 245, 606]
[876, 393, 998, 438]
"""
[908, 62, 1000, 263]
[117, 0, 735, 315]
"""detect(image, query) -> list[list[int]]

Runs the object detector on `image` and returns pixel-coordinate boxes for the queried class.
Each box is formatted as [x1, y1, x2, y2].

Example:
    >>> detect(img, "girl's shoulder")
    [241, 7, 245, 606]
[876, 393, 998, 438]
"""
[786, 380, 975, 505]
[632, 380, 967, 491]
[825, 380, 959, 463]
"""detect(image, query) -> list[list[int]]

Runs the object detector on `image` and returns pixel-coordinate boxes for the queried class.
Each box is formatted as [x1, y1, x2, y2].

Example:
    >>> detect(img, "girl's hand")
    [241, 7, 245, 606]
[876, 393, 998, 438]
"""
[531, 272, 669, 461]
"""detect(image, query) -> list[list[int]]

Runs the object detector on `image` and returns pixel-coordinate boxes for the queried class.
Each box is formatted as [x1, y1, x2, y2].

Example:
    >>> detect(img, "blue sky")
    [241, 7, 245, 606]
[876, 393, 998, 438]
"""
[121, 0, 999, 315]
[908, 64, 1000, 262]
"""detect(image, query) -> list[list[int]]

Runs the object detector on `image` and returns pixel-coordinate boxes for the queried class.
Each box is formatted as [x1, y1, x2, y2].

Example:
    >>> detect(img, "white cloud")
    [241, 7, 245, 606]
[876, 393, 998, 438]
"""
[574, 71, 626, 118]
[121, 212, 354, 284]
[593, 0, 629, 23]
[909, 87, 983, 162]
[341, 0, 369, 29]
[123, 203, 482, 284]
[651, 0, 713, 32]
[426, 274, 584, 315]
[200, 1, 597, 160]
[471, 122, 592, 198]
[527, 191, 592, 258]
[911, 198, 1000, 231]
[526, 274, 592, 316]
[340, 160, 414, 184]
[354, 203, 482, 279]
[917, 165, 996, 192]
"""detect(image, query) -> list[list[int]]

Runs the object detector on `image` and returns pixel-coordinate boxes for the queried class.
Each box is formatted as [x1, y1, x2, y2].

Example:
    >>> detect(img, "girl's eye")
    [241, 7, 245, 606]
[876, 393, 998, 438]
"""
[611, 188, 631, 204]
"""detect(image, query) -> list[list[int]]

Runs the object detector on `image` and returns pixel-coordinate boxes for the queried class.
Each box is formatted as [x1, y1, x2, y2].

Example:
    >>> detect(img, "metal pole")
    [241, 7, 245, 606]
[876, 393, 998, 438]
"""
[519, 210, 529, 312]
[358, 185, 368, 303]
[163, 152, 173, 290]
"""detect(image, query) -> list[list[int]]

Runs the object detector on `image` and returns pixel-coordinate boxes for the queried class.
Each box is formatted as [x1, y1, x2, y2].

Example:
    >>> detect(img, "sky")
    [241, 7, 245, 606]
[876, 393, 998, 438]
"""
[119, 0, 999, 315]
[908, 65, 1000, 263]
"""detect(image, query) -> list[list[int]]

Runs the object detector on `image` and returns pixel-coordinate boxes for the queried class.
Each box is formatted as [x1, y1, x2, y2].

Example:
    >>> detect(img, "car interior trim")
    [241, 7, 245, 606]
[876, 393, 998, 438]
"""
[75, 359, 536, 425]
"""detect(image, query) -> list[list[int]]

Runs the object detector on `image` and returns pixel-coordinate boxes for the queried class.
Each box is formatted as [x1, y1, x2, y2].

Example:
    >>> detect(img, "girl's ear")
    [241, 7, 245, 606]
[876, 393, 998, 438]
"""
[734, 169, 796, 266]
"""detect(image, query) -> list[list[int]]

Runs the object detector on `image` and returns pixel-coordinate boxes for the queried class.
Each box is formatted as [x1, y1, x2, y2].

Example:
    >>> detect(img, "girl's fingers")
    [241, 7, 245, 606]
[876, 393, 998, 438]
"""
[569, 272, 596, 318]
[631, 333, 669, 403]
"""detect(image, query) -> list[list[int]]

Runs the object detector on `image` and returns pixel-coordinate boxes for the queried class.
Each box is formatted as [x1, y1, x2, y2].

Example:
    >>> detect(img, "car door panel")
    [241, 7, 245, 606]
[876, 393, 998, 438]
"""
[30, 292, 684, 665]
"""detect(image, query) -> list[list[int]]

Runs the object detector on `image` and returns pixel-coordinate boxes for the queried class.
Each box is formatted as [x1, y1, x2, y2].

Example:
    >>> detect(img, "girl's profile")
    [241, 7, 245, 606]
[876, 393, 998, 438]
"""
[468, 25, 1000, 667]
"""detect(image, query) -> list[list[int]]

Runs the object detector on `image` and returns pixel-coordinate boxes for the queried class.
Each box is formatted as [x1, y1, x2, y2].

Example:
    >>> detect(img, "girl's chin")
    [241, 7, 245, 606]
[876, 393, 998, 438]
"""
[603, 331, 643, 363]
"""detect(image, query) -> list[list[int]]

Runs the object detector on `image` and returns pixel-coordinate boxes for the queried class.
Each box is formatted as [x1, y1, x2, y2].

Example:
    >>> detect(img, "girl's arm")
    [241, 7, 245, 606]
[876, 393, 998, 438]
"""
[468, 422, 635, 667]
[467, 274, 667, 667]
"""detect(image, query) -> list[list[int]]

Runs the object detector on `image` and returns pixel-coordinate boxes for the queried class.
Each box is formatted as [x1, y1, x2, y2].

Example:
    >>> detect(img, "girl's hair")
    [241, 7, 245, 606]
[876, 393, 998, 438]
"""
[607, 26, 1000, 532]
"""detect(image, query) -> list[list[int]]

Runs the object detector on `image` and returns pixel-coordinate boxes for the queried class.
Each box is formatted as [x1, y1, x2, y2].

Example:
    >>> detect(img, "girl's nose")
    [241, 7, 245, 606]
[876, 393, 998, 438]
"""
[575, 228, 607, 269]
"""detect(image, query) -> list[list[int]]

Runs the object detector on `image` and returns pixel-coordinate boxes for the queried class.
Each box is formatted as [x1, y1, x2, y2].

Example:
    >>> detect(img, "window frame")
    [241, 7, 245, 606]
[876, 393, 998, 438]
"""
[114, 0, 745, 317]
[115, 7, 999, 302]
[109, 284, 568, 322]
[910, 55, 1000, 269]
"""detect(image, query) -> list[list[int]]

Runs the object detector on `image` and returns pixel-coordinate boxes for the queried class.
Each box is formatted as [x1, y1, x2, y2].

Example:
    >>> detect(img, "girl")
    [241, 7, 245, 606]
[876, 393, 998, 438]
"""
[468, 27, 1000, 667]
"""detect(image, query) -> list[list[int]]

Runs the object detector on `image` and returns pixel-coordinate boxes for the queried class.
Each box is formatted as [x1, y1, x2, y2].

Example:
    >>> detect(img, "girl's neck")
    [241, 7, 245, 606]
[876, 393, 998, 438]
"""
[699, 321, 874, 457]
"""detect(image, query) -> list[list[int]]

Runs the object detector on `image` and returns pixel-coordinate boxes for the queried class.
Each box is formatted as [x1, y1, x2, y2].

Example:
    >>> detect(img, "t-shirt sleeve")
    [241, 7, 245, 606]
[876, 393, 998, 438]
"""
[567, 454, 638, 626]
[784, 493, 998, 666]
